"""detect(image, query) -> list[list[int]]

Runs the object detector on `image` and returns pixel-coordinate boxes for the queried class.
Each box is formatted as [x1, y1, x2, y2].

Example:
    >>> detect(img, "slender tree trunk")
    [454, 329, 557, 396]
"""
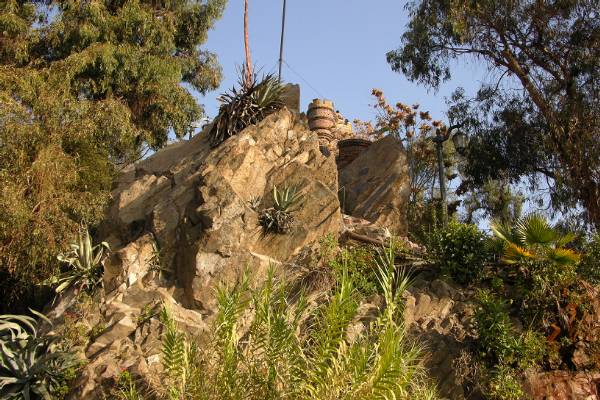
[243, 0, 252, 87]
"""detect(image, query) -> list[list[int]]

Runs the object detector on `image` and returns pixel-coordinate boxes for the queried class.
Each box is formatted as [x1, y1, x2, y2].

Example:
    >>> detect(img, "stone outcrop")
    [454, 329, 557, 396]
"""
[403, 277, 477, 399]
[339, 135, 410, 235]
[523, 371, 600, 399]
[101, 108, 342, 315]
[63, 108, 345, 398]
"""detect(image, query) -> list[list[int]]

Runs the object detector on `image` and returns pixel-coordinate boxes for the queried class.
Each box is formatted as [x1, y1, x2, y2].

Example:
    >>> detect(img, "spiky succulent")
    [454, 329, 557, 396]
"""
[53, 228, 109, 294]
[0, 311, 78, 399]
[272, 185, 298, 212]
[259, 185, 300, 234]
[259, 208, 294, 234]
[209, 74, 285, 148]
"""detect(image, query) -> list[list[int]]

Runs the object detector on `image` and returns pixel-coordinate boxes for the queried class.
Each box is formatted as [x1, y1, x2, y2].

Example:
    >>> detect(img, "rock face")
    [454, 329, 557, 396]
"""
[102, 108, 342, 315]
[403, 277, 477, 399]
[338, 135, 410, 235]
[523, 371, 600, 399]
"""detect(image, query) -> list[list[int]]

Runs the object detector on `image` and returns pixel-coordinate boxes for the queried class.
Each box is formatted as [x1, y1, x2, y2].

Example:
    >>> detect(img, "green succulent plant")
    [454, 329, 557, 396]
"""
[272, 185, 299, 212]
[209, 73, 285, 148]
[0, 311, 78, 399]
[259, 185, 300, 234]
[52, 228, 110, 294]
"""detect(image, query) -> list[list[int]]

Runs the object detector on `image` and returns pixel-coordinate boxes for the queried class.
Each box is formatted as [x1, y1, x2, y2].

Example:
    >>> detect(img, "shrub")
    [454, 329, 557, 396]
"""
[209, 73, 285, 148]
[474, 290, 546, 369]
[492, 214, 581, 334]
[158, 245, 437, 400]
[486, 365, 525, 400]
[580, 233, 600, 284]
[0, 311, 79, 399]
[117, 371, 142, 400]
[329, 246, 379, 297]
[426, 221, 490, 284]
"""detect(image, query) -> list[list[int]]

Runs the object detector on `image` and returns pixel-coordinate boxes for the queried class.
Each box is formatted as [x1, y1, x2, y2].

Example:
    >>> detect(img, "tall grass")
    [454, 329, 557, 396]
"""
[158, 241, 437, 400]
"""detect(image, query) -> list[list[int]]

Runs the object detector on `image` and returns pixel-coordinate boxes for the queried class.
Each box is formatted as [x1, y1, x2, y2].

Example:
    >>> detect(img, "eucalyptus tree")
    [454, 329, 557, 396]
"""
[388, 0, 600, 227]
[0, 0, 227, 309]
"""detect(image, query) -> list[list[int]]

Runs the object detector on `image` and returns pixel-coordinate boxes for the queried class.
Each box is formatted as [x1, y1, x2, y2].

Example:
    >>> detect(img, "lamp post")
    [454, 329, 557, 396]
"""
[432, 124, 468, 225]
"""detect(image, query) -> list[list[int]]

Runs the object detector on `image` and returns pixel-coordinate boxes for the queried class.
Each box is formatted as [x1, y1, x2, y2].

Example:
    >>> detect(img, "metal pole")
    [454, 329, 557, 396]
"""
[278, 0, 287, 82]
[435, 138, 448, 225]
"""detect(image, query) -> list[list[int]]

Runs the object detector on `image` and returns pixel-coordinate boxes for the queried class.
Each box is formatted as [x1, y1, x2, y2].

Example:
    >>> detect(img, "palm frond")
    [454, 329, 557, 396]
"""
[516, 213, 557, 245]
[502, 242, 535, 264]
[546, 247, 581, 266]
[490, 220, 519, 245]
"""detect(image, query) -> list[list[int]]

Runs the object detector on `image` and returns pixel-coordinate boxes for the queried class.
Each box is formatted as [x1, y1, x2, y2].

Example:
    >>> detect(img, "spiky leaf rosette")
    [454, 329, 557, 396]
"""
[210, 74, 285, 148]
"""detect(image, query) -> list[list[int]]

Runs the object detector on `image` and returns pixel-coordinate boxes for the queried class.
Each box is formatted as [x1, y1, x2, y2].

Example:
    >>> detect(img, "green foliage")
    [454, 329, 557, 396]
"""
[52, 228, 109, 294]
[492, 214, 580, 267]
[209, 73, 285, 148]
[388, 0, 600, 227]
[474, 290, 546, 369]
[426, 221, 490, 284]
[272, 185, 299, 212]
[485, 365, 526, 400]
[0, 0, 226, 310]
[158, 246, 437, 399]
[329, 246, 379, 297]
[0, 310, 79, 399]
[492, 213, 580, 319]
[117, 371, 142, 400]
[159, 306, 201, 399]
[580, 233, 600, 284]
[259, 185, 301, 234]
[474, 290, 521, 365]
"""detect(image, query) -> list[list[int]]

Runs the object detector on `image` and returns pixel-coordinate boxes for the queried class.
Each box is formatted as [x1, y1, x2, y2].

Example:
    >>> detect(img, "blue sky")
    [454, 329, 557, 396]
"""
[199, 0, 488, 124]
[194, 1, 558, 226]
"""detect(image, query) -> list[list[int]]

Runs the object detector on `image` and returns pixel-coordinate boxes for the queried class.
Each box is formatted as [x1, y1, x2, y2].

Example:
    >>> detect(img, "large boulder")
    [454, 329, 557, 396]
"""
[101, 108, 342, 314]
[338, 135, 410, 235]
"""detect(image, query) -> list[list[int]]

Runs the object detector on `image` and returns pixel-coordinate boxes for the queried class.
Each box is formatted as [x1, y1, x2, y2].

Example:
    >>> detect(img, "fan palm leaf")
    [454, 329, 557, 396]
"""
[516, 213, 557, 245]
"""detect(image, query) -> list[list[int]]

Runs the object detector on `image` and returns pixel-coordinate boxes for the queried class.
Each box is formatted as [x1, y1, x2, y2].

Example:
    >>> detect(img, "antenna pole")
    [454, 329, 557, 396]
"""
[278, 0, 287, 82]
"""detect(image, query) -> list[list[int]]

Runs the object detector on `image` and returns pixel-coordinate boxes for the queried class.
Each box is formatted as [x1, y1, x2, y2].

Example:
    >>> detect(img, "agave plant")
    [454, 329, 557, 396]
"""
[0, 311, 78, 399]
[272, 185, 298, 212]
[53, 228, 110, 294]
[209, 73, 285, 148]
[259, 185, 300, 234]
[491, 213, 580, 267]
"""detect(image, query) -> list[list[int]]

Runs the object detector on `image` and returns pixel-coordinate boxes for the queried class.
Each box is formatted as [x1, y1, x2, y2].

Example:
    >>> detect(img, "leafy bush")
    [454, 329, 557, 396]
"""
[209, 74, 285, 148]
[426, 221, 490, 284]
[580, 232, 600, 284]
[259, 185, 300, 234]
[474, 290, 546, 369]
[329, 246, 379, 297]
[486, 365, 526, 400]
[158, 245, 437, 399]
[492, 214, 581, 334]
[0, 311, 79, 399]
[52, 228, 109, 294]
